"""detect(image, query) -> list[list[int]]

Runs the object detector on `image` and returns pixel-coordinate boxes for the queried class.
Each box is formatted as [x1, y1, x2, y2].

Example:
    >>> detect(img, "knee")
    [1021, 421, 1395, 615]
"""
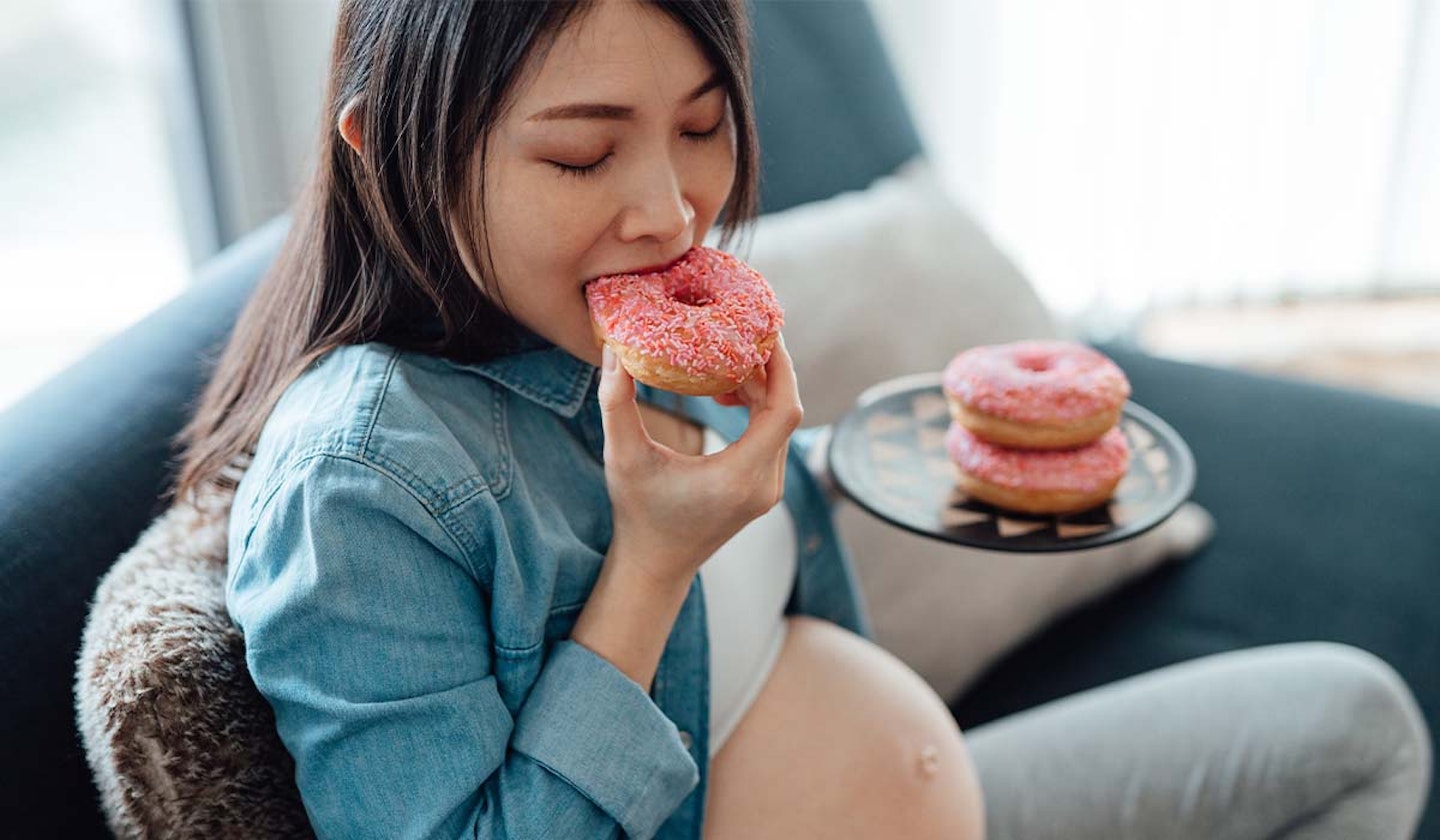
[1291, 643, 1432, 788]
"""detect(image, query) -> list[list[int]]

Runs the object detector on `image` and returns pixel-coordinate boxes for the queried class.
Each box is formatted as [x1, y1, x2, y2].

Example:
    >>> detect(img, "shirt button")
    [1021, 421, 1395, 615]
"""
[678, 730, 694, 750]
[804, 533, 823, 554]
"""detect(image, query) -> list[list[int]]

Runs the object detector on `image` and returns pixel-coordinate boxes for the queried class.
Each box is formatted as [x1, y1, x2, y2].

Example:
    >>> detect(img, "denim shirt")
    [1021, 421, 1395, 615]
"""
[225, 330, 873, 840]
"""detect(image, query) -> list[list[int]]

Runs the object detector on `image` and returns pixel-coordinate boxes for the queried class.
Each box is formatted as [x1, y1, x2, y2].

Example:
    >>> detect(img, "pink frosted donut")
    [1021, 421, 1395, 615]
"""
[585, 246, 783, 396]
[946, 422, 1130, 515]
[942, 340, 1131, 450]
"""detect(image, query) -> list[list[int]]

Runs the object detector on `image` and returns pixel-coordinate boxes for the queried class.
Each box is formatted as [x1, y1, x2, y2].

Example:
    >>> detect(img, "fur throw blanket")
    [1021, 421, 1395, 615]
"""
[74, 475, 314, 839]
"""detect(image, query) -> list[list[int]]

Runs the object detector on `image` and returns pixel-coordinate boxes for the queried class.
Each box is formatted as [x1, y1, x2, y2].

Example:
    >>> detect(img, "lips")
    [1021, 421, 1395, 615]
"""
[586, 248, 695, 286]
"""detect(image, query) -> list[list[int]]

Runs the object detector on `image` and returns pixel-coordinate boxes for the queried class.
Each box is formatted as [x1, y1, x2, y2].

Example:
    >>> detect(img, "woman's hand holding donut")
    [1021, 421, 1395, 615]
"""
[597, 333, 803, 587]
[712, 366, 765, 408]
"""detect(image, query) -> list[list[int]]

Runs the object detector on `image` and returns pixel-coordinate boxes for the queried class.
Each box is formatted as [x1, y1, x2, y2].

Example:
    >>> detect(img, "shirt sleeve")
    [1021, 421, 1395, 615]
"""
[791, 424, 840, 506]
[226, 453, 697, 840]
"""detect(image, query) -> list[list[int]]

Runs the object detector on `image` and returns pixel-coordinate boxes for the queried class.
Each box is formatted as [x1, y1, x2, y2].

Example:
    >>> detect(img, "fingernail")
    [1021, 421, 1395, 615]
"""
[602, 345, 616, 372]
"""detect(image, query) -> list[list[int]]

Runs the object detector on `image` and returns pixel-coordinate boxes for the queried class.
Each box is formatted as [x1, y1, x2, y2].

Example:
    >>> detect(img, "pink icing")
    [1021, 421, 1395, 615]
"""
[945, 423, 1131, 493]
[584, 246, 783, 382]
[942, 340, 1131, 425]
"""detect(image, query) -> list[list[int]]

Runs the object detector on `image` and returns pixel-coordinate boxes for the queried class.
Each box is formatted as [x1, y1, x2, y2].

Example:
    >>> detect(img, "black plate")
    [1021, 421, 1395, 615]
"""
[828, 372, 1196, 552]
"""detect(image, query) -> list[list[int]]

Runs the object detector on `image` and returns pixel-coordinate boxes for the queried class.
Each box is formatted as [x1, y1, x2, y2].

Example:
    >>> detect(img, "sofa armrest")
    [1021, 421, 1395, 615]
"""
[0, 216, 289, 840]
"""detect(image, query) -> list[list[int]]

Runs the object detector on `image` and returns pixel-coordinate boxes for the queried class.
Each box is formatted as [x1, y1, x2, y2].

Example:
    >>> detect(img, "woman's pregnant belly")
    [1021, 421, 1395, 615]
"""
[702, 615, 985, 839]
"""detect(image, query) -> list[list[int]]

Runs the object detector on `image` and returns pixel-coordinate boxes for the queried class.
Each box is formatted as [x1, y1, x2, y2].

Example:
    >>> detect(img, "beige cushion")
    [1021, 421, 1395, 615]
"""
[741, 156, 1206, 700]
[735, 156, 1058, 425]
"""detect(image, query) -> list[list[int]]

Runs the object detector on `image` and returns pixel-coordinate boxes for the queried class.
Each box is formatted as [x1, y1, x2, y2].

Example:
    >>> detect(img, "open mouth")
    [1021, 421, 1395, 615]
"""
[585, 248, 694, 286]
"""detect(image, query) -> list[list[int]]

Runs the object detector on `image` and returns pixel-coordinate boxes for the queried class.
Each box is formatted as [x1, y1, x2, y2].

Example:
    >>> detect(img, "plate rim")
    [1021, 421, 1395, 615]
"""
[828, 380, 1196, 553]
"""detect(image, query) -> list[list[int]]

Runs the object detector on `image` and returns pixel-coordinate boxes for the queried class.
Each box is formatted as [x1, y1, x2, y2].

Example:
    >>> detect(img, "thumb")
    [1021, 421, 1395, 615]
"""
[596, 344, 649, 462]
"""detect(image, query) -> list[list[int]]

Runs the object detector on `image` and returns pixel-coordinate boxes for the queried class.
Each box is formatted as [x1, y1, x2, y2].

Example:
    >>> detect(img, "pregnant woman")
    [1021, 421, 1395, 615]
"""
[175, 0, 1430, 837]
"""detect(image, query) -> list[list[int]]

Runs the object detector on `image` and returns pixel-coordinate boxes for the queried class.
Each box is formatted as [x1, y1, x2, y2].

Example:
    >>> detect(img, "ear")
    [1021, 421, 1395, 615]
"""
[338, 96, 364, 155]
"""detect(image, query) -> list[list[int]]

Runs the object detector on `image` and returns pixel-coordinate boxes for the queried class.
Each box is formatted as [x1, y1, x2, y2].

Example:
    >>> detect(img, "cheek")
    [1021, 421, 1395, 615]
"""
[692, 141, 739, 223]
[489, 173, 609, 280]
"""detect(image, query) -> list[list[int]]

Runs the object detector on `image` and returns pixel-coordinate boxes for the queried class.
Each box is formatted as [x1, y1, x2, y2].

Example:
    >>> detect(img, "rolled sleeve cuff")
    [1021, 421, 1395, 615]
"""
[511, 640, 699, 839]
[793, 424, 840, 506]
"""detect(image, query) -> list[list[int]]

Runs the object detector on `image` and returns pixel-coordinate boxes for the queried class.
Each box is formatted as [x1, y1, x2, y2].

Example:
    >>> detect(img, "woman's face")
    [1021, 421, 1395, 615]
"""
[473, 0, 738, 365]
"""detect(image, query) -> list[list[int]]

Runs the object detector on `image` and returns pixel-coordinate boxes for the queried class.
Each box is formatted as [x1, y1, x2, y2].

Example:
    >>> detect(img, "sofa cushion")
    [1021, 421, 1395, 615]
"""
[738, 156, 1210, 700]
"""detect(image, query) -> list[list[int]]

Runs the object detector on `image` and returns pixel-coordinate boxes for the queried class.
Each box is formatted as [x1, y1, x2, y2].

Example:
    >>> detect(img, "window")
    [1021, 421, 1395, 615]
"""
[0, 0, 201, 410]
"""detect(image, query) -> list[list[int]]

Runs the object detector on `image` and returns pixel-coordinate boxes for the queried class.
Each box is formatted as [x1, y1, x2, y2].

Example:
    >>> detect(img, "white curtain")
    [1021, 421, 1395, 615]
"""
[872, 0, 1440, 326]
[186, 0, 337, 246]
[190, 0, 1440, 328]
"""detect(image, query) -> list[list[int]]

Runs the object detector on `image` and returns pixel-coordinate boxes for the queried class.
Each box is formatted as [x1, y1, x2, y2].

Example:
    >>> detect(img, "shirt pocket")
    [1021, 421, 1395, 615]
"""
[545, 547, 604, 639]
[544, 600, 586, 644]
[492, 599, 589, 711]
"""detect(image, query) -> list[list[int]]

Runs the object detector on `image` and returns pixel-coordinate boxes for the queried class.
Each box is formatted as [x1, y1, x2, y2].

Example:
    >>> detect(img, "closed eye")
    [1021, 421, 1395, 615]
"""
[683, 119, 724, 141]
[550, 119, 723, 179]
[550, 153, 613, 179]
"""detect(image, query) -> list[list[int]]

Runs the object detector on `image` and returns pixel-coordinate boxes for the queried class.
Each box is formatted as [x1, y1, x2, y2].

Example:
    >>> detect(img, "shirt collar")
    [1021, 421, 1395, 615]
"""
[424, 319, 722, 425]
[440, 326, 599, 419]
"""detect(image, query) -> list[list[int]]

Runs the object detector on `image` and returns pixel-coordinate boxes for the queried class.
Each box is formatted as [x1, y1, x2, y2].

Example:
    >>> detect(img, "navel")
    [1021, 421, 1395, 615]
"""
[916, 743, 942, 779]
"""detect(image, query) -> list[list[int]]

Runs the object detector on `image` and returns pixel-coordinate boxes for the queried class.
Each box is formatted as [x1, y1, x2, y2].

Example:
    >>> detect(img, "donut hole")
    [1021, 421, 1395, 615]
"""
[1015, 354, 1054, 373]
[671, 283, 714, 307]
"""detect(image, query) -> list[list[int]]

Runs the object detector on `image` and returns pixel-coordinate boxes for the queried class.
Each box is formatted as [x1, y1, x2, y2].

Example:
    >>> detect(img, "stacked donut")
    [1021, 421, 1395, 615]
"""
[941, 341, 1132, 515]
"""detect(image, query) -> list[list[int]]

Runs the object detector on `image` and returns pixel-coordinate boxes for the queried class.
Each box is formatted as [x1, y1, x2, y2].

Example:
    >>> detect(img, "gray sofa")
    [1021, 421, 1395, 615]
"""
[2, 2, 1437, 836]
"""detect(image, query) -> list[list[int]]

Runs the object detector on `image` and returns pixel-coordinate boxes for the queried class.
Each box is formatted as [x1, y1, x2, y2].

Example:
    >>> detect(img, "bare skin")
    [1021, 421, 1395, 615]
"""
[639, 407, 984, 840]
[637, 403, 704, 455]
[704, 617, 985, 840]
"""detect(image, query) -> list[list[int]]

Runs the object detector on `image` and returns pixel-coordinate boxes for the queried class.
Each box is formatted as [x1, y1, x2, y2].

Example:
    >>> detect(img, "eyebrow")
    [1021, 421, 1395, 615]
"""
[526, 70, 726, 122]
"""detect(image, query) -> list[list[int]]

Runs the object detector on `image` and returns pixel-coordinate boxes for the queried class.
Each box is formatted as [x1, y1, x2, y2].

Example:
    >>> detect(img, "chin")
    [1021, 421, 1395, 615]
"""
[560, 307, 603, 367]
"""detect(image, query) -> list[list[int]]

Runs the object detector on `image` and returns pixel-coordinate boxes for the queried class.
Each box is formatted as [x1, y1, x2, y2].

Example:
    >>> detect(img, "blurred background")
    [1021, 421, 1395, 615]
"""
[2, 0, 1437, 411]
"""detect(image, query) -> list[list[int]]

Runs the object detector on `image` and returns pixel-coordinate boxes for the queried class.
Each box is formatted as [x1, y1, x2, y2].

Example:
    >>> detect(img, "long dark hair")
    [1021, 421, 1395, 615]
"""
[168, 0, 760, 504]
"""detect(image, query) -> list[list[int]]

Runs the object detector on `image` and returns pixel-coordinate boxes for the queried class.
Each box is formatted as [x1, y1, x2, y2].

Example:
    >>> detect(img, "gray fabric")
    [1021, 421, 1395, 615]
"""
[970, 643, 1433, 839]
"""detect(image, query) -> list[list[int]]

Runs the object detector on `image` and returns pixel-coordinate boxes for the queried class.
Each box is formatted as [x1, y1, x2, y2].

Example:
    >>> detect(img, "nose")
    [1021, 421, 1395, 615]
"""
[617, 156, 695, 245]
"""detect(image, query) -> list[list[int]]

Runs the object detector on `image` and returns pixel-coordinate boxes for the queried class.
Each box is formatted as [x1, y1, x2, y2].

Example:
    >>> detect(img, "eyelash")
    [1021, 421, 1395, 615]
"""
[550, 121, 725, 179]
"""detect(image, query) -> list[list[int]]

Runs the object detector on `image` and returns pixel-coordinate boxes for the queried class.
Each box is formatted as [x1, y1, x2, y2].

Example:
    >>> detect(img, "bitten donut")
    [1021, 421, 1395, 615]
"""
[942, 340, 1131, 450]
[946, 422, 1130, 515]
[584, 246, 783, 397]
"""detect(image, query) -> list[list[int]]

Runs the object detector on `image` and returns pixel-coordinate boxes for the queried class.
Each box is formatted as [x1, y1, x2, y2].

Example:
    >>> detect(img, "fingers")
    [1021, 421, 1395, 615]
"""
[712, 367, 767, 408]
[730, 334, 803, 461]
[766, 337, 797, 498]
[739, 368, 768, 405]
[761, 334, 800, 415]
[596, 344, 652, 464]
